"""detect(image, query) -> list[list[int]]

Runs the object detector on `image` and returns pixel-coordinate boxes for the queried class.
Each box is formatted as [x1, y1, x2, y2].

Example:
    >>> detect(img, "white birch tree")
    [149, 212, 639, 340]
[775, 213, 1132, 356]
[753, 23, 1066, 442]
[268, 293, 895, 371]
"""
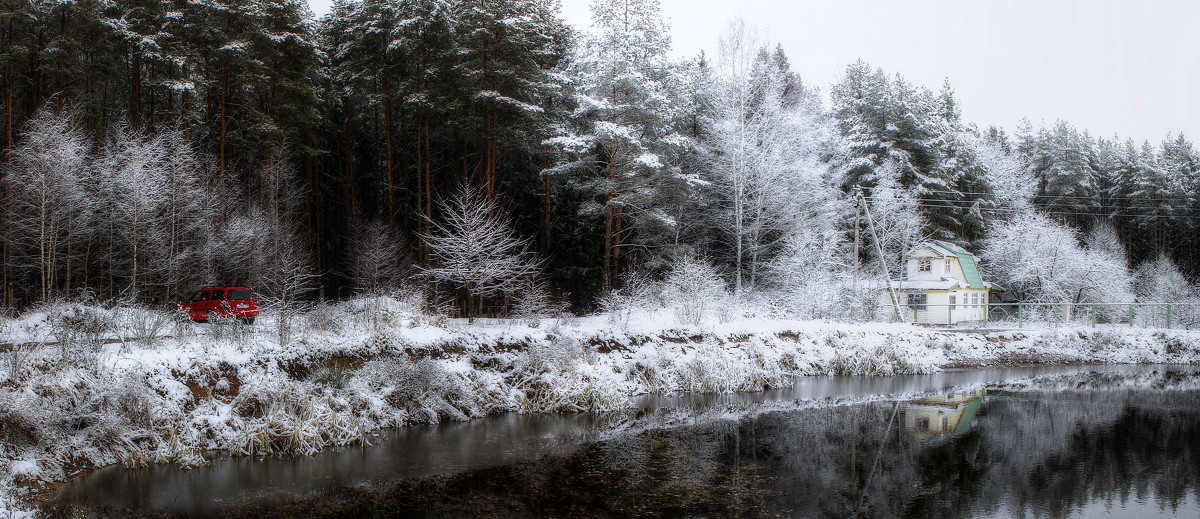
[2, 110, 93, 303]
[708, 22, 840, 293]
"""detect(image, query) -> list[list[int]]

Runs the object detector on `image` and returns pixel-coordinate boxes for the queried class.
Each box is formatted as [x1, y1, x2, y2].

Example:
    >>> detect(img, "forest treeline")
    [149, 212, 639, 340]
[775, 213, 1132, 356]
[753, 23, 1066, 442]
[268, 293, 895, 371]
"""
[0, 0, 1196, 315]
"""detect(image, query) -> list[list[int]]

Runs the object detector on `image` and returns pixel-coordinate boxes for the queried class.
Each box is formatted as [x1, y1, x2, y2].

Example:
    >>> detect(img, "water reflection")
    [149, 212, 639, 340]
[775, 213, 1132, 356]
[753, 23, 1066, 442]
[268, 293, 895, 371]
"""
[903, 389, 984, 440]
[51, 366, 1200, 518]
[55, 413, 611, 514]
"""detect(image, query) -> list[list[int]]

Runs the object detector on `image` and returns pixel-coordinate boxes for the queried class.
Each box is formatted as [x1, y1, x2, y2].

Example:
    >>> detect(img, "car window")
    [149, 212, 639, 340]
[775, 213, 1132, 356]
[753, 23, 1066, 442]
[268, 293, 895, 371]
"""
[227, 289, 255, 300]
[189, 290, 203, 302]
[209, 288, 225, 300]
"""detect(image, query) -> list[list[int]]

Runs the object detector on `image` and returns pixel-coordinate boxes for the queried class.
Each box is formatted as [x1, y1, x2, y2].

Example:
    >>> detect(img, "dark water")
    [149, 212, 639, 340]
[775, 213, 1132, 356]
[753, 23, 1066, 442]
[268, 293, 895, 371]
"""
[50, 364, 1200, 518]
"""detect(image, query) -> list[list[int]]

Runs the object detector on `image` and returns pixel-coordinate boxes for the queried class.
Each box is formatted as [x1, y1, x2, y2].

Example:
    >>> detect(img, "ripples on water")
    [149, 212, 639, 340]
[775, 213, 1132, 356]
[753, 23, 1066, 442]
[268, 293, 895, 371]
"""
[50, 365, 1200, 518]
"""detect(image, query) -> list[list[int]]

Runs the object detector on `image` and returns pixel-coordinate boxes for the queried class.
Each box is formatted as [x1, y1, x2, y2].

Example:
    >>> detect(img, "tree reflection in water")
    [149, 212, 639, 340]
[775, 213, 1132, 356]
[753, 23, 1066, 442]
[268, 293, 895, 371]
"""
[50, 369, 1200, 518]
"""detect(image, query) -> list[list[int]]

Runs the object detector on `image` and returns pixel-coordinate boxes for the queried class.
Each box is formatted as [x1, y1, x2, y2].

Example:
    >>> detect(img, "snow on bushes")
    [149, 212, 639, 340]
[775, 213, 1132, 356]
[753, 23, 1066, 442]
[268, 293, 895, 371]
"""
[3, 296, 1200, 508]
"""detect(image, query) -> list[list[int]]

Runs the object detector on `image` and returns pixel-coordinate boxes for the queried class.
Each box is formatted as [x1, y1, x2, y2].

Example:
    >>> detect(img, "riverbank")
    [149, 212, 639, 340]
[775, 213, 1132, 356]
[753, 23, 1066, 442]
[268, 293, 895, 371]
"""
[4, 296, 1200, 515]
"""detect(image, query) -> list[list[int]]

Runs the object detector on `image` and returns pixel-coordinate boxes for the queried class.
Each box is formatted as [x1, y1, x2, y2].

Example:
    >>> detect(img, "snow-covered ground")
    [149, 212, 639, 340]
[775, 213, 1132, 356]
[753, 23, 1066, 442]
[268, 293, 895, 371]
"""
[3, 296, 1200, 513]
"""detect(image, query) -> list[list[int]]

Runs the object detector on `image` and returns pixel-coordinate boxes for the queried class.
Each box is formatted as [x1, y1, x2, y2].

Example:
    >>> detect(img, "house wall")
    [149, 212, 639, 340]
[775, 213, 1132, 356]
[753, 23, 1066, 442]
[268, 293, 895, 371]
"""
[906, 252, 964, 283]
[898, 288, 991, 325]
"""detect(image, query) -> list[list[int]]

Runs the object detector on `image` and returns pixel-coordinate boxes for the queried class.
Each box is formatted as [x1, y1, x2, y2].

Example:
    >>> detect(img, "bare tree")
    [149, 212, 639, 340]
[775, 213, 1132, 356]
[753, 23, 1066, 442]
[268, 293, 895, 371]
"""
[259, 231, 317, 346]
[419, 184, 543, 317]
[1, 109, 93, 304]
[349, 219, 411, 295]
[709, 21, 834, 293]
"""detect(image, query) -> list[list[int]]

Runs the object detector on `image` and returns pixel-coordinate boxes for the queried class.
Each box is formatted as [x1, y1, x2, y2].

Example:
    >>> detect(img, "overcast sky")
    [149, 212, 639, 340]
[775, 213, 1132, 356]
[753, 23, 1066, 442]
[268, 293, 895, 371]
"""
[309, 0, 1199, 145]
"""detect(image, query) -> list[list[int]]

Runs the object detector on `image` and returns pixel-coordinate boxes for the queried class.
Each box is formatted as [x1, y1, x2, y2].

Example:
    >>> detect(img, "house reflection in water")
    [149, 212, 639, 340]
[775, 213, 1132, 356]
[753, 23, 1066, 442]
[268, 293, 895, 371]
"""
[903, 389, 985, 441]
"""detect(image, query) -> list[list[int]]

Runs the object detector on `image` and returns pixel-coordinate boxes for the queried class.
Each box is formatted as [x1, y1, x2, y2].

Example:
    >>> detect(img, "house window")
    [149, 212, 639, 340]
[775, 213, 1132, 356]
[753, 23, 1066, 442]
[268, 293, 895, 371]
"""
[907, 293, 927, 310]
[945, 259, 952, 273]
[918, 259, 931, 272]
[949, 295, 956, 308]
[972, 293, 979, 308]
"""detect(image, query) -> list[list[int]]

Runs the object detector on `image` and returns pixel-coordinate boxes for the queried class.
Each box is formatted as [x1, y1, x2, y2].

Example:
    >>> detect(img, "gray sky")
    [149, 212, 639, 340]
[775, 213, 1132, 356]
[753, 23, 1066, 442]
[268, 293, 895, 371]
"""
[309, 0, 1199, 145]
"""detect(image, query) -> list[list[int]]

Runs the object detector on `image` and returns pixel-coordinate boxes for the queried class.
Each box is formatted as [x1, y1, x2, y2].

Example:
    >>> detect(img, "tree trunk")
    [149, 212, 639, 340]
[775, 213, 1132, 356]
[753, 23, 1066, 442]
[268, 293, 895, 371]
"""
[130, 49, 142, 130]
[415, 106, 425, 261]
[399, 102, 410, 235]
[542, 168, 551, 251]
[424, 109, 433, 262]
[219, 58, 229, 175]
[613, 205, 623, 283]
[383, 77, 396, 226]
[343, 101, 357, 227]
[603, 203, 613, 293]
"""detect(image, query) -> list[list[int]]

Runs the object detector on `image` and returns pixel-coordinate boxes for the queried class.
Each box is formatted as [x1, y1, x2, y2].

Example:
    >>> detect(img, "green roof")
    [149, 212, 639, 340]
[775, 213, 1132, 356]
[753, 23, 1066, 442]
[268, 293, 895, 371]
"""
[954, 397, 982, 435]
[934, 240, 985, 289]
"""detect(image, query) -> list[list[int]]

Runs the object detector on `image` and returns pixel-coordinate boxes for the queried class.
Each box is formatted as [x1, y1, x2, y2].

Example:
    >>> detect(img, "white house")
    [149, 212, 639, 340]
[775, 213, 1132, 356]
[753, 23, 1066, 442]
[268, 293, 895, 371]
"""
[885, 240, 1000, 325]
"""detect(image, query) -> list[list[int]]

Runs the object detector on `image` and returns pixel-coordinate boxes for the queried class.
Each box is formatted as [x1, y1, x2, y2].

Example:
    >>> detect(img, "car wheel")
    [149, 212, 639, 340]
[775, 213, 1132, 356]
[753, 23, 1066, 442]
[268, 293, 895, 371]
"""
[206, 311, 216, 323]
[239, 316, 255, 325]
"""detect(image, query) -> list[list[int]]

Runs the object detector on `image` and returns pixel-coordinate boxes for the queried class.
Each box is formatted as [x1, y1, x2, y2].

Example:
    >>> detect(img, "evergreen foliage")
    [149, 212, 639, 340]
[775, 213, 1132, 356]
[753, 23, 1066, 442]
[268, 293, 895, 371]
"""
[0, 2, 1197, 314]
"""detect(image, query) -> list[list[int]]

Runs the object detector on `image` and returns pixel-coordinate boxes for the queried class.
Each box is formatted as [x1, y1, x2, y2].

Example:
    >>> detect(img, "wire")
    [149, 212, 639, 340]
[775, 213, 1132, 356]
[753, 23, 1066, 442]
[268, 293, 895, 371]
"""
[861, 196, 1200, 221]
[864, 194, 1190, 213]
[869, 185, 1198, 203]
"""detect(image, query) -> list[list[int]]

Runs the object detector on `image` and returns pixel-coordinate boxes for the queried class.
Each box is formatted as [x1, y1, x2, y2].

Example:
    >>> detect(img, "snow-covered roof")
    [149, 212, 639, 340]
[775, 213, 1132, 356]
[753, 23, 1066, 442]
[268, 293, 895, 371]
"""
[910, 240, 991, 290]
[913, 241, 979, 262]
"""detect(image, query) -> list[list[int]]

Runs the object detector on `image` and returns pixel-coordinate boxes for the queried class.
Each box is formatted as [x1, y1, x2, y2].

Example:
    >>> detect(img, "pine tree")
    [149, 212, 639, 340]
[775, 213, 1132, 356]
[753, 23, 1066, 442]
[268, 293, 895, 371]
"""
[548, 0, 690, 292]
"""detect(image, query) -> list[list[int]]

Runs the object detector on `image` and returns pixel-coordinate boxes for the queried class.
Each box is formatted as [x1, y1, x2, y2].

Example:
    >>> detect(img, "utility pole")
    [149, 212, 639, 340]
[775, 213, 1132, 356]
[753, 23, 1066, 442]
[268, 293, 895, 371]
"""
[853, 191, 861, 290]
[856, 186, 905, 322]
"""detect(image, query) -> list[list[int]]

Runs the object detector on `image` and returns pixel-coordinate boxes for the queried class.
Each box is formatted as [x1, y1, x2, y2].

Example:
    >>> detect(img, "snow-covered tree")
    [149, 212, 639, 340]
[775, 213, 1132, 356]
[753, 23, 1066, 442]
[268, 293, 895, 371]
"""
[348, 220, 410, 295]
[93, 128, 177, 300]
[2, 109, 93, 304]
[419, 184, 543, 317]
[985, 212, 1133, 310]
[548, 0, 691, 291]
[702, 23, 844, 294]
[864, 161, 928, 281]
[1133, 254, 1193, 303]
[975, 130, 1033, 212]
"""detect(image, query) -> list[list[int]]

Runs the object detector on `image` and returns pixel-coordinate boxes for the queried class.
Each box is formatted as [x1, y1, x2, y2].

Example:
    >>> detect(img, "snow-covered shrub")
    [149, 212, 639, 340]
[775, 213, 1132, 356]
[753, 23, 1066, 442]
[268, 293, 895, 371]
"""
[625, 361, 670, 393]
[232, 378, 310, 420]
[304, 300, 344, 334]
[599, 270, 660, 327]
[518, 373, 630, 413]
[123, 307, 171, 348]
[663, 257, 729, 326]
[206, 313, 251, 345]
[1134, 255, 1194, 303]
[49, 303, 110, 367]
[674, 343, 789, 393]
[827, 345, 921, 376]
[512, 280, 568, 323]
[352, 357, 474, 424]
[308, 361, 350, 390]
[766, 227, 852, 320]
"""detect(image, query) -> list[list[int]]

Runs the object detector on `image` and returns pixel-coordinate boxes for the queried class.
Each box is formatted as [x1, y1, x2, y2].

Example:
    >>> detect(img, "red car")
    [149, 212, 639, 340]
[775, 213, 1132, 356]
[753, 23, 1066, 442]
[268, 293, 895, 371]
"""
[177, 286, 259, 324]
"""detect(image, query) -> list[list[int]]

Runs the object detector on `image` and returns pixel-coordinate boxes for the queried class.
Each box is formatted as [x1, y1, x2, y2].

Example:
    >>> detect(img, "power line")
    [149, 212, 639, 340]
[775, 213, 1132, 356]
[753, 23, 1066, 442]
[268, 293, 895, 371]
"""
[864, 195, 1192, 214]
[869, 185, 1198, 204]
[861, 196, 1200, 221]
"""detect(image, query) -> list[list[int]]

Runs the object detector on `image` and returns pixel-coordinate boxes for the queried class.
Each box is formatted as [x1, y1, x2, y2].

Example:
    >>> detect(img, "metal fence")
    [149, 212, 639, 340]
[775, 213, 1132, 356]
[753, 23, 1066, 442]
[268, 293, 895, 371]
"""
[899, 302, 1200, 330]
